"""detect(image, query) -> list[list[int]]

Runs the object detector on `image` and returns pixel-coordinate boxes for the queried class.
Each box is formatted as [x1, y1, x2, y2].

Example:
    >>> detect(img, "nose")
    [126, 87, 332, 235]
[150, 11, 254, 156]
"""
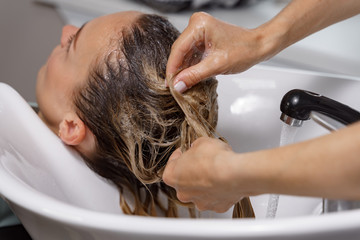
[60, 25, 79, 48]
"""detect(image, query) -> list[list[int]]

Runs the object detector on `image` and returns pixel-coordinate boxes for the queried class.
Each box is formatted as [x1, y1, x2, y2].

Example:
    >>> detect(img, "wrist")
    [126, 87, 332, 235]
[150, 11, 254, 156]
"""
[253, 19, 290, 62]
[227, 149, 283, 197]
[225, 151, 265, 197]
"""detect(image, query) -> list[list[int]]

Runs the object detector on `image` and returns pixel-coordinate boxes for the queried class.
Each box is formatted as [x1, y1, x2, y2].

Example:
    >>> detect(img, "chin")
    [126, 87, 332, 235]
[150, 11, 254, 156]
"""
[36, 64, 46, 87]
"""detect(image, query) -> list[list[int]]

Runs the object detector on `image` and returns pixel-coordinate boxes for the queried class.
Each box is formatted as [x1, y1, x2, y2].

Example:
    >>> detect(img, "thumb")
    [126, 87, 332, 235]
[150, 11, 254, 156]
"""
[162, 148, 182, 186]
[172, 56, 221, 93]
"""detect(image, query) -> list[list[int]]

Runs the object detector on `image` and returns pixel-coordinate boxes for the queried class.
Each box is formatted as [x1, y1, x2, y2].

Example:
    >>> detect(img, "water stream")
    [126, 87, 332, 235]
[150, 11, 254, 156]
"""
[265, 123, 299, 218]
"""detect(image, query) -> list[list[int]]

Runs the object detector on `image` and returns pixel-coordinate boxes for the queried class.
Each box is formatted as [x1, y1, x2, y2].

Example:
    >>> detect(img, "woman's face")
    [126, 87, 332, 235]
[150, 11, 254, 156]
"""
[36, 11, 141, 133]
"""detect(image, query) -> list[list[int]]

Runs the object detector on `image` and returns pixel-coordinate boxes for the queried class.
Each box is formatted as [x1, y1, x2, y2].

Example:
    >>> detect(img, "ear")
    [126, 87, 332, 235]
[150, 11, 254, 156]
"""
[58, 113, 86, 146]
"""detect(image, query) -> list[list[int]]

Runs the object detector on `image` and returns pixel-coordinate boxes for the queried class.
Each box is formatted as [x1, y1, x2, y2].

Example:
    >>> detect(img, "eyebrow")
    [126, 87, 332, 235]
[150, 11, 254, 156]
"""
[73, 22, 88, 51]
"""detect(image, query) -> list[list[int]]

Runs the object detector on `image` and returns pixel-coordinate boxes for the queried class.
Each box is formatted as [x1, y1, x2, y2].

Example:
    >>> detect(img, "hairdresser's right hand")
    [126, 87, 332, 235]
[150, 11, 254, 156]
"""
[163, 137, 245, 213]
[166, 12, 269, 93]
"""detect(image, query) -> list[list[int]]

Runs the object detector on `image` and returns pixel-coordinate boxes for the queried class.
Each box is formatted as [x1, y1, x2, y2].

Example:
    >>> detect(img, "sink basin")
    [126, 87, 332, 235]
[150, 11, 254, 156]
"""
[1, 65, 360, 239]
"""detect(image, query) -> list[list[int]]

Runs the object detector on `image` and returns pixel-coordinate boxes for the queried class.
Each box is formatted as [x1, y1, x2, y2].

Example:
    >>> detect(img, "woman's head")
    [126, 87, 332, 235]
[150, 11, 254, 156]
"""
[36, 11, 142, 156]
[36, 12, 253, 217]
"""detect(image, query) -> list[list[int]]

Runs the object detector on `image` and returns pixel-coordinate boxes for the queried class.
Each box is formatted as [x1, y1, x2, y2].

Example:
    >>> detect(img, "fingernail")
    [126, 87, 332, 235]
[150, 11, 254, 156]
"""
[165, 79, 168, 87]
[174, 81, 188, 93]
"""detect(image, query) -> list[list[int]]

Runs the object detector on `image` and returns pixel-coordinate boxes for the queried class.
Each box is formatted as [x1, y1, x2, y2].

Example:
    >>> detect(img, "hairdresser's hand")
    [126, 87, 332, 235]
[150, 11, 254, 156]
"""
[163, 137, 244, 213]
[166, 12, 269, 93]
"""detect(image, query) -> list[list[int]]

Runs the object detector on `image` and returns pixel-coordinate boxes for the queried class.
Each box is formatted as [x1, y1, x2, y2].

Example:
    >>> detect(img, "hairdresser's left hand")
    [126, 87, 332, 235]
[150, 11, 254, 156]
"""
[163, 137, 244, 213]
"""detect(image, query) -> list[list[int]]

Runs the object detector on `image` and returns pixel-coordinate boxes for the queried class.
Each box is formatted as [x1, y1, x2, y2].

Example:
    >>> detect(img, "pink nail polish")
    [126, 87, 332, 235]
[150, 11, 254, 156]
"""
[174, 81, 188, 93]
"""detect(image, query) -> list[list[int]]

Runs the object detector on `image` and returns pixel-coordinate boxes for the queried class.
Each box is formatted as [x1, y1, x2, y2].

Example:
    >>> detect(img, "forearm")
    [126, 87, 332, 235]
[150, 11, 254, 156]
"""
[255, 0, 360, 60]
[231, 121, 360, 200]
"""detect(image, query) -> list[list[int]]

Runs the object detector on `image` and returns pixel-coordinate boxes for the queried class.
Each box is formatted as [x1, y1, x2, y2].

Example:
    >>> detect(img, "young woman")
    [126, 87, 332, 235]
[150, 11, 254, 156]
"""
[36, 11, 254, 218]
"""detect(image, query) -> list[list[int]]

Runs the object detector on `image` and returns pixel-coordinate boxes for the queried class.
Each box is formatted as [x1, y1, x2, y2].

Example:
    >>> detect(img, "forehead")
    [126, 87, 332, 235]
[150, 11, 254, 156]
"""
[87, 11, 142, 38]
[95, 11, 142, 24]
[80, 11, 142, 59]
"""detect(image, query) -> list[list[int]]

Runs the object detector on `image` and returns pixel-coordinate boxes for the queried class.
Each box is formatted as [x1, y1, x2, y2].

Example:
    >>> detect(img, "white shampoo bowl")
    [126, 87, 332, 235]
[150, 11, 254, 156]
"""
[1, 65, 360, 239]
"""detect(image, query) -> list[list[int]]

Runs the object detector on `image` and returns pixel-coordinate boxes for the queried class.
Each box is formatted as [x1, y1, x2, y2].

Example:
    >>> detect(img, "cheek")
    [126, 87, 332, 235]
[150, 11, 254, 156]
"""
[45, 48, 79, 92]
[45, 53, 61, 87]
[35, 49, 67, 129]
[41, 45, 67, 88]
[36, 65, 56, 129]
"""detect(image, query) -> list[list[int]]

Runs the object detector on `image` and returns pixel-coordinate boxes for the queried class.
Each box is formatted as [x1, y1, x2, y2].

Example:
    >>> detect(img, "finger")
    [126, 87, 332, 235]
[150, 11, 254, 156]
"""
[176, 192, 192, 203]
[166, 12, 208, 82]
[172, 55, 224, 93]
[168, 147, 182, 163]
[194, 201, 211, 212]
[166, 27, 199, 80]
[212, 201, 234, 213]
[195, 200, 231, 213]
[190, 137, 209, 148]
[191, 136, 222, 149]
[162, 148, 182, 186]
[213, 205, 232, 213]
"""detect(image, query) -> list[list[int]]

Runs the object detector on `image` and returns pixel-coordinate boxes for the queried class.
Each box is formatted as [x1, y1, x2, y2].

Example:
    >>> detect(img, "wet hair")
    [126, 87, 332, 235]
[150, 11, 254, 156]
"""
[73, 14, 254, 218]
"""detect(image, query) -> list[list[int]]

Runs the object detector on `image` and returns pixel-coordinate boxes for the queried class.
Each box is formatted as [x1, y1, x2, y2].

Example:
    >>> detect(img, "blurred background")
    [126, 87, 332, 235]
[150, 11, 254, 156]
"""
[0, 0, 360, 102]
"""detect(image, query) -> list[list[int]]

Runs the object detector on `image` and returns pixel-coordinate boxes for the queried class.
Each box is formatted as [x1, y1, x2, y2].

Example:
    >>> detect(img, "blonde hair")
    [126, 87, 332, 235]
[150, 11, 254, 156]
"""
[73, 14, 254, 218]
